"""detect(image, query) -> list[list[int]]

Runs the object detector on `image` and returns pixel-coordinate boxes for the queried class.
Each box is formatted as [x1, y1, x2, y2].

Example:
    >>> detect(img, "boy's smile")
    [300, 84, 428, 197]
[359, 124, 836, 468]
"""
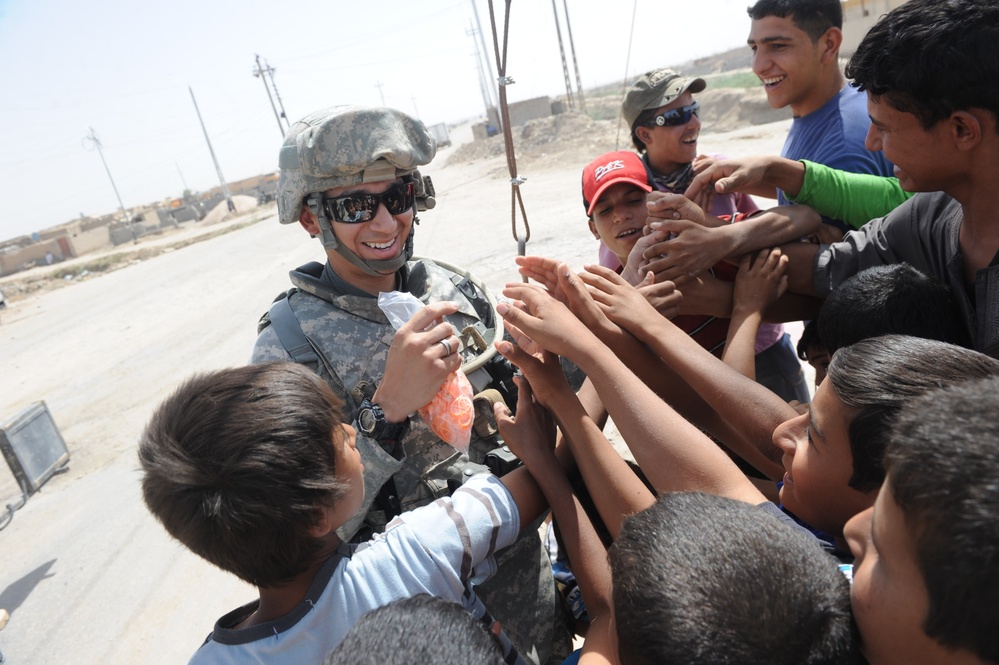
[772, 380, 870, 539]
[589, 182, 650, 264]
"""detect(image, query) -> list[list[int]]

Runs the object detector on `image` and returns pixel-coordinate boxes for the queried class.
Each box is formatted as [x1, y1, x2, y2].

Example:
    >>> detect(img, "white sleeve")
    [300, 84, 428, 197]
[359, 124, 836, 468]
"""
[341, 473, 520, 606]
[392, 473, 520, 587]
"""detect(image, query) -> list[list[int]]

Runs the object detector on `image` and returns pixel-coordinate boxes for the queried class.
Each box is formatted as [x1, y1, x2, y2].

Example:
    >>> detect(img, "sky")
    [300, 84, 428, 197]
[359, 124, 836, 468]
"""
[0, 0, 757, 242]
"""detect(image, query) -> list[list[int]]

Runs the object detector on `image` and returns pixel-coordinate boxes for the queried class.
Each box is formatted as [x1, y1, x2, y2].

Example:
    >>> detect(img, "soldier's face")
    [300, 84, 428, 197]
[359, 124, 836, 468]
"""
[325, 179, 414, 263]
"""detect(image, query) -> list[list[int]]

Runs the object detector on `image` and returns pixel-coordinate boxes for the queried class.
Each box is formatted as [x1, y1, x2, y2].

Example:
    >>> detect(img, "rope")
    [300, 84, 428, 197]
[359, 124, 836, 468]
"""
[487, 0, 532, 279]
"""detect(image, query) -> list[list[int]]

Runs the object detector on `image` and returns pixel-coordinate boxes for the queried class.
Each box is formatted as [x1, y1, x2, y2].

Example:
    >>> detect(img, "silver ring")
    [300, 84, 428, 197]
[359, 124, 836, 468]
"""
[439, 338, 453, 357]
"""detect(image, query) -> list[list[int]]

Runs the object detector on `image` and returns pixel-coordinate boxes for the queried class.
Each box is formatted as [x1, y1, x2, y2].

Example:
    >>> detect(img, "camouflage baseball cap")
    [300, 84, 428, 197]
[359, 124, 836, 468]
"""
[621, 69, 707, 129]
[276, 106, 437, 225]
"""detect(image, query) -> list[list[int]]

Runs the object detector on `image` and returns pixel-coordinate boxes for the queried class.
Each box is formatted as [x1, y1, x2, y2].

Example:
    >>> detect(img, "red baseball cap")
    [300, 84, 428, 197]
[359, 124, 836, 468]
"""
[581, 150, 652, 216]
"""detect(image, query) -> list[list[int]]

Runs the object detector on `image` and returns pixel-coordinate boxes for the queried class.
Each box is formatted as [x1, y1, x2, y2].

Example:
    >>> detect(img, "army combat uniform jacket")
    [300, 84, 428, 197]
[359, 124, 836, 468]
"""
[251, 257, 565, 665]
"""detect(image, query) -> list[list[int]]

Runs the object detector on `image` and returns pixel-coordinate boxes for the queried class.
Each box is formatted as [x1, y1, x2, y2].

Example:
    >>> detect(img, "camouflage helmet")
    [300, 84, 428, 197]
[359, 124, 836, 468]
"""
[276, 106, 437, 226]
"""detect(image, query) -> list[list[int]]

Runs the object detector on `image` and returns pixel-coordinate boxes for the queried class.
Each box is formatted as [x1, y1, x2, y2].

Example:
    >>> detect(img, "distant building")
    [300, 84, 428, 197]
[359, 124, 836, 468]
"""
[472, 97, 561, 141]
[840, 0, 910, 55]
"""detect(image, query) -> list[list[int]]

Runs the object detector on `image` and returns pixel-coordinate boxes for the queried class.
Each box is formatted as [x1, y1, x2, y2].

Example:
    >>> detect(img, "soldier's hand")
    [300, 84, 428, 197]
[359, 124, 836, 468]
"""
[373, 301, 463, 423]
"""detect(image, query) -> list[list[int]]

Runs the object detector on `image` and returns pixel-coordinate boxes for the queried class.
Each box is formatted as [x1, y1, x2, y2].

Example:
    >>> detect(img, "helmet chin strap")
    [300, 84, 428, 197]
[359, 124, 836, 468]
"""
[312, 205, 416, 277]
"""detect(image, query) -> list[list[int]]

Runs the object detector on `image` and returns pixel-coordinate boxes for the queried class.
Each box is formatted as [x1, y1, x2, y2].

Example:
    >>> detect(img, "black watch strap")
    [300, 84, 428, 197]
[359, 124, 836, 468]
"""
[357, 398, 408, 446]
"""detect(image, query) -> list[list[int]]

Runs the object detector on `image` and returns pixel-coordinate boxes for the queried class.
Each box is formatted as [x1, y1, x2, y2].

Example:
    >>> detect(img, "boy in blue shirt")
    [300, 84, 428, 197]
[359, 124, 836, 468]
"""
[138, 362, 543, 664]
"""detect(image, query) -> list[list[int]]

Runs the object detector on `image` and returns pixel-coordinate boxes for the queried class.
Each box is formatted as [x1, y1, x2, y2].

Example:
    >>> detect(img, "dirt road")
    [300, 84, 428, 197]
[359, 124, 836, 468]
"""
[0, 117, 791, 663]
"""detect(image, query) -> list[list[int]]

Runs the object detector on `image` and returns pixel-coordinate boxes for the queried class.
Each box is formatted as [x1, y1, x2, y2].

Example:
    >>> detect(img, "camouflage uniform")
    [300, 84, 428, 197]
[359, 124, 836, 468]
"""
[252, 106, 568, 665]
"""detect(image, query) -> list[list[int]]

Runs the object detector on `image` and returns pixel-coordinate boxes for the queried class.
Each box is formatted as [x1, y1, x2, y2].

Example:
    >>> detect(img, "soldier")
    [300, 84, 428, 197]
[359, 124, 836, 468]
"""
[251, 106, 566, 664]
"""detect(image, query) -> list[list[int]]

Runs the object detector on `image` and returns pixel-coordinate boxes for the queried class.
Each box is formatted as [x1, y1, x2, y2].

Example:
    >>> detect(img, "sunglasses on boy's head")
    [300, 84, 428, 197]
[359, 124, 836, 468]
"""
[645, 101, 700, 128]
[321, 181, 416, 224]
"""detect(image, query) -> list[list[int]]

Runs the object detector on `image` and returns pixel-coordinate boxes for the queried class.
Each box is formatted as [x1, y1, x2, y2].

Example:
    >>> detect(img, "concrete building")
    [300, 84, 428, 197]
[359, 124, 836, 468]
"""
[840, 0, 910, 55]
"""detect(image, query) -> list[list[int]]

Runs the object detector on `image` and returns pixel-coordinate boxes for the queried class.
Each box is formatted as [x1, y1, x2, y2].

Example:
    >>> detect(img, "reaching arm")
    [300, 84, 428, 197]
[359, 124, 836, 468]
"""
[577, 265, 798, 479]
[722, 249, 789, 380]
[685, 155, 806, 205]
[790, 160, 913, 229]
[497, 278, 768, 504]
[497, 465, 548, 531]
[496, 340, 655, 540]
[494, 378, 619, 665]
[514, 255, 758, 454]
[641, 193, 820, 283]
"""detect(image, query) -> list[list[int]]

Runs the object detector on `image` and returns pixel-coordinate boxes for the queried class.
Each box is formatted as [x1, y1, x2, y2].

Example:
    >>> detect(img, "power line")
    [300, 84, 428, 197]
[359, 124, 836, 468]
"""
[253, 54, 288, 137]
[189, 86, 234, 213]
[82, 127, 127, 219]
[562, 0, 586, 114]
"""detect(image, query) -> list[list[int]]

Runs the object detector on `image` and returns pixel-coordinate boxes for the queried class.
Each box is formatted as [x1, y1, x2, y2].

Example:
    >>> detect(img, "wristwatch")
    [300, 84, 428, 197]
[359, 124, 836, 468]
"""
[356, 398, 408, 445]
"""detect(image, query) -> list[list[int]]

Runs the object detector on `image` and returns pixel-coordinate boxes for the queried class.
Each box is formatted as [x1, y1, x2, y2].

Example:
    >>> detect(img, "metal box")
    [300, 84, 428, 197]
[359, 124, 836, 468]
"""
[0, 401, 70, 497]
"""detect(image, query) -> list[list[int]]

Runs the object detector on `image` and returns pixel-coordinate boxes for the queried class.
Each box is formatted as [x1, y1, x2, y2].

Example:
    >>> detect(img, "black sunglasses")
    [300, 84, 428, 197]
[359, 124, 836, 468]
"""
[321, 182, 416, 224]
[645, 101, 700, 128]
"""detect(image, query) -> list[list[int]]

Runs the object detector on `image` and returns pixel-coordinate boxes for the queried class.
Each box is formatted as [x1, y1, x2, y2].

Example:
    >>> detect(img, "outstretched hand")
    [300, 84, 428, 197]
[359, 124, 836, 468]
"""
[500, 268, 601, 362]
[640, 217, 734, 282]
[732, 248, 788, 317]
[515, 256, 569, 305]
[636, 272, 683, 320]
[684, 156, 777, 201]
[645, 191, 707, 227]
[494, 338, 573, 410]
[578, 265, 663, 336]
[494, 375, 558, 470]
[621, 232, 663, 286]
[513, 259, 627, 347]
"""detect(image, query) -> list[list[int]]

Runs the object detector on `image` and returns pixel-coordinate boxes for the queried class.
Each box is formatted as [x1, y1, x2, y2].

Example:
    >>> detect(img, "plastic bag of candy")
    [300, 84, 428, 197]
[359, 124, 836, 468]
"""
[378, 291, 473, 453]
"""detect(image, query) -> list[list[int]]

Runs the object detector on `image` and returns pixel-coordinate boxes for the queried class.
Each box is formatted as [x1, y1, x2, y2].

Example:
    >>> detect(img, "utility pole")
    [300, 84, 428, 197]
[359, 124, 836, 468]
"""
[562, 0, 586, 114]
[264, 60, 290, 131]
[469, 0, 497, 111]
[254, 54, 285, 137]
[175, 162, 190, 198]
[375, 82, 386, 106]
[82, 127, 129, 223]
[550, 0, 576, 111]
[189, 86, 235, 214]
[468, 23, 494, 121]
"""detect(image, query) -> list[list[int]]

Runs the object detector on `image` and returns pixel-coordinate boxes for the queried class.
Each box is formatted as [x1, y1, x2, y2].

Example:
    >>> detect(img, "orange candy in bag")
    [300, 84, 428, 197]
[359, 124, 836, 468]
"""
[419, 367, 474, 453]
[378, 290, 475, 453]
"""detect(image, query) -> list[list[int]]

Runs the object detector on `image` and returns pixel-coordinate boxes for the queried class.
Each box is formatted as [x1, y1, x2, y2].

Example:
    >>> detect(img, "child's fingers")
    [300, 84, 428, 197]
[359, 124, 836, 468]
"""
[774, 253, 789, 279]
[503, 320, 535, 352]
[555, 263, 595, 312]
[493, 400, 514, 428]
[515, 255, 560, 275]
[495, 339, 538, 374]
[501, 284, 549, 311]
[578, 266, 617, 293]
[495, 300, 541, 341]
[778, 275, 789, 295]
[762, 247, 782, 271]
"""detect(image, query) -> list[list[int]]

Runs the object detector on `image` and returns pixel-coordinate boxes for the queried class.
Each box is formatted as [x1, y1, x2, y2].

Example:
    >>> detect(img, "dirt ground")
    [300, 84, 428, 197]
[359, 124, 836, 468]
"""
[0, 111, 795, 664]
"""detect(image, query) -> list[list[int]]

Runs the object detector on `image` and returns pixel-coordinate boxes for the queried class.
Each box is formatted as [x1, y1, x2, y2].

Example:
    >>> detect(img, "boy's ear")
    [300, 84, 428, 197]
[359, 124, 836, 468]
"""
[635, 125, 653, 147]
[949, 110, 983, 152]
[818, 27, 843, 64]
[588, 219, 600, 240]
[309, 507, 336, 538]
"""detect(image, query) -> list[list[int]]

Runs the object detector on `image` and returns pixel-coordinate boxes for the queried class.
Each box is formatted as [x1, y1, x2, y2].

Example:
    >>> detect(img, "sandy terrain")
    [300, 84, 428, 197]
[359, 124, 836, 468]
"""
[0, 111, 793, 664]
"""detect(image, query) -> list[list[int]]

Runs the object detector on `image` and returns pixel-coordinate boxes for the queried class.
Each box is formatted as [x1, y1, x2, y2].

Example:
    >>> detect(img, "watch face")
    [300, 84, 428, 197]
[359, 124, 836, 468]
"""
[358, 407, 376, 434]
